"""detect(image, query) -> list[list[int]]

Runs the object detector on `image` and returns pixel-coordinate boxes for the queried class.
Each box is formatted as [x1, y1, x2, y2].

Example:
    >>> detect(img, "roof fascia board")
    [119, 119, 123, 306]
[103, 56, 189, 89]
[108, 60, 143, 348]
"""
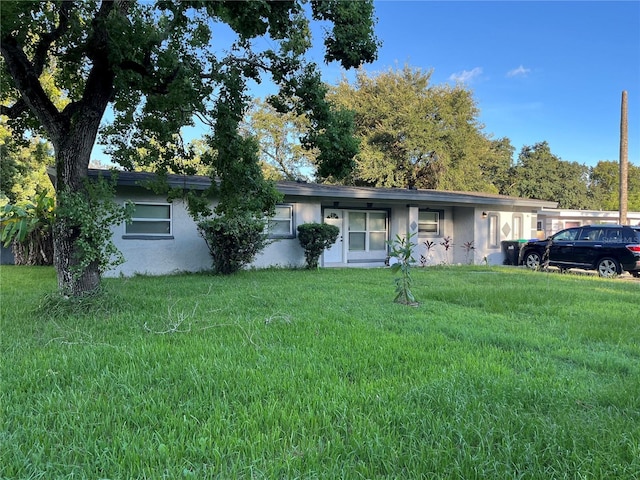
[80, 169, 556, 209]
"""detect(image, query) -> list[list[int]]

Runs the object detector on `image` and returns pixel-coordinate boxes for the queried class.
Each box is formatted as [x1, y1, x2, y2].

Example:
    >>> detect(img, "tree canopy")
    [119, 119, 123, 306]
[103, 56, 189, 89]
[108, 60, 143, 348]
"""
[1, 0, 378, 295]
[0, 133, 54, 205]
[505, 142, 595, 209]
[590, 160, 640, 211]
[240, 99, 317, 181]
[328, 66, 513, 192]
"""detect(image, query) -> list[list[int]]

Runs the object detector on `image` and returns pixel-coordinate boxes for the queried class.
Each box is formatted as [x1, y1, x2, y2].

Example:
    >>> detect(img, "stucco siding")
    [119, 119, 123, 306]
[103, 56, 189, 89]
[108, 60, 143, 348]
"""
[252, 202, 320, 268]
[85, 169, 558, 276]
[452, 207, 475, 264]
[107, 197, 325, 276]
[106, 194, 211, 277]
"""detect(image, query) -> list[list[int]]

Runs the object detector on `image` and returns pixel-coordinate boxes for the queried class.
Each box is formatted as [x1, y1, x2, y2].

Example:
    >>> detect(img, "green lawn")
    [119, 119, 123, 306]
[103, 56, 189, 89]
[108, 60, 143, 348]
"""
[1, 265, 639, 479]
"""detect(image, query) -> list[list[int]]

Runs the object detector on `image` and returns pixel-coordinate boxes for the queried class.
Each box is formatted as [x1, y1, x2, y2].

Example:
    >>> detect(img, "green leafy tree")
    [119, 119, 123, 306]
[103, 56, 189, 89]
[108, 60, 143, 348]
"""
[241, 99, 318, 181]
[590, 160, 640, 211]
[480, 137, 516, 195]
[1, 1, 378, 296]
[1, 60, 67, 204]
[198, 213, 270, 275]
[0, 135, 55, 205]
[328, 65, 507, 192]
[506, 142, 595, 209]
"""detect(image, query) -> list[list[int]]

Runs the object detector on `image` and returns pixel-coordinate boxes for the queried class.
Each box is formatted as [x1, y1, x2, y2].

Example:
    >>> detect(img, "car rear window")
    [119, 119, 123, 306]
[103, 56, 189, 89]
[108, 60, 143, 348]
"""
[602, 228, 623, 242]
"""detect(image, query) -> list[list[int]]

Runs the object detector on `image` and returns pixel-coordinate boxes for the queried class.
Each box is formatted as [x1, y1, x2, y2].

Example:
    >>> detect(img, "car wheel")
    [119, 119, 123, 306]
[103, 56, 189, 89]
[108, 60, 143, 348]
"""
[596, 257, 621, 278]
[523, 251, 542, 270]
[631, 271, 640, 278]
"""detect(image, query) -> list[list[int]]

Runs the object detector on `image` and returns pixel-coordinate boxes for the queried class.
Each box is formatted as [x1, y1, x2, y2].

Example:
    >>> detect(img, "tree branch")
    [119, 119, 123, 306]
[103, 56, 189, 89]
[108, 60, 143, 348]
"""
[0, 99, 28, 119]
[32, 1, 73, 76]
[0, 36, 61, 138]
[85, 0, 117, 61]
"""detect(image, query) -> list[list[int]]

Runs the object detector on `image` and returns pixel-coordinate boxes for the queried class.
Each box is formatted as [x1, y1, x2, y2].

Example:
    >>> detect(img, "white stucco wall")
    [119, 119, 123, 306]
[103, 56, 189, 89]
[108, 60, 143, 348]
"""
[104, 184, 543, 276]
[474, 207, 536, 266]
[451, 207, 475, 264]
[252, 201, 321, 268]
[105, 194, 212, 277]
[410, 206, 537, 267]
[106, 195, 323, 277]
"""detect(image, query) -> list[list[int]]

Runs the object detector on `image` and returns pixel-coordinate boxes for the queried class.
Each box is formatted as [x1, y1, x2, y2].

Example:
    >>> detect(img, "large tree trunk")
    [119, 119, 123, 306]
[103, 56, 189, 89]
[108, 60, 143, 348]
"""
[1, 1, 119, 296]
[53, 110, 106, 296]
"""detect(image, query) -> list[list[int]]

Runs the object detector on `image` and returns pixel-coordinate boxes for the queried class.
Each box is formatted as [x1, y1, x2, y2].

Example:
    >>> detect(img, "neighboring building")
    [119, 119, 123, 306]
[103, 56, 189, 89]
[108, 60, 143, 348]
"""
[536, 208, 640, 238]
[79, 169, 557, 277]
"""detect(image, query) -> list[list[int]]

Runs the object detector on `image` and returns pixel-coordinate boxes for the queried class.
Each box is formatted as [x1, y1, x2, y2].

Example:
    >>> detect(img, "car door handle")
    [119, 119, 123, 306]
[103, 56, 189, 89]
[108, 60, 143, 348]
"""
[594, 244, 602, 247]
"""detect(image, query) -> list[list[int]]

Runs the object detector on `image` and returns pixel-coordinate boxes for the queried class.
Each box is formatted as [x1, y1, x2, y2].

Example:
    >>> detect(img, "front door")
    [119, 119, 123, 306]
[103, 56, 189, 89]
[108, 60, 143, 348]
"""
[323, 209, 344, 264]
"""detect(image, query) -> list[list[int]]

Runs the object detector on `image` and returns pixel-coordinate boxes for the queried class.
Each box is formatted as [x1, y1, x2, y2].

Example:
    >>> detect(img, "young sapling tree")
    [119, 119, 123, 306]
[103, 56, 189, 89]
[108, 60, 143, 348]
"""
[388, 232, 418, 305]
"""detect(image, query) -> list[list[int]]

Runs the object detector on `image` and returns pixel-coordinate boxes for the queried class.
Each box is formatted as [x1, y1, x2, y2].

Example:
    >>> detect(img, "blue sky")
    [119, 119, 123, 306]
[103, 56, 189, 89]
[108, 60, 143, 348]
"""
[315, 0, 640, 168]
[95, 1, 639, 169]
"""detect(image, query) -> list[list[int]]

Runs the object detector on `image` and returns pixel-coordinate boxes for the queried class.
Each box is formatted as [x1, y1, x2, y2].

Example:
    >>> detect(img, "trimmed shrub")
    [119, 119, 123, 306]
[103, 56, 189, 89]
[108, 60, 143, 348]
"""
[297, 222, 339, 269]
[198, 213, 269, 274]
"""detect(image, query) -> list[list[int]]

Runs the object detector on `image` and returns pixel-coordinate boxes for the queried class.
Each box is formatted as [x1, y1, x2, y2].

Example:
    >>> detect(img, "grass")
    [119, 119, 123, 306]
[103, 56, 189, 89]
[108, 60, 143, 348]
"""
[1, 265, 639, 479]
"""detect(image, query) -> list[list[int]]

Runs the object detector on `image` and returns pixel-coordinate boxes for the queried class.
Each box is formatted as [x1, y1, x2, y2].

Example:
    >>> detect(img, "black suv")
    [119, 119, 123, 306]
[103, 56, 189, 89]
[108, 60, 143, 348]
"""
[519, 224, 640, 278]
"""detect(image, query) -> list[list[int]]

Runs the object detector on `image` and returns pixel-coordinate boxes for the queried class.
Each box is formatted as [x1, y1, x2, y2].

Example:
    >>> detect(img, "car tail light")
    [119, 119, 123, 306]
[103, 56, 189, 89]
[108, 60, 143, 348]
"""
[626, 245, 640, 253]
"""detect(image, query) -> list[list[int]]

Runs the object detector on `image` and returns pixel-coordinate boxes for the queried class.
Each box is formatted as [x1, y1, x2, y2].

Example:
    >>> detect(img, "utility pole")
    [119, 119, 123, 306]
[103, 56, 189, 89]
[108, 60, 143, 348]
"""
[619, 90, 628, 225]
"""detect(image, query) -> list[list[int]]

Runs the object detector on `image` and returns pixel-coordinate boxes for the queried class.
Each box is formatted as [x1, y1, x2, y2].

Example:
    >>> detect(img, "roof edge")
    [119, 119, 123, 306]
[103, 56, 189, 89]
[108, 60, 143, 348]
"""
[47, 168, 558, 209]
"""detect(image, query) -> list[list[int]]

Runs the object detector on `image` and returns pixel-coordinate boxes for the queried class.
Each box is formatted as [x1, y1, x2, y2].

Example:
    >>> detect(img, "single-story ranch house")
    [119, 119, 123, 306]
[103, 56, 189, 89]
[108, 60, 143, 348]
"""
[78, 169, 559, 277]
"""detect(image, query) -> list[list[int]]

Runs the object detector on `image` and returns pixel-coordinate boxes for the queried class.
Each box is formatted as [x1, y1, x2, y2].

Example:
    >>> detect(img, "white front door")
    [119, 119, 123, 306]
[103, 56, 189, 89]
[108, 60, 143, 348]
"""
[323, 209, 344, 264]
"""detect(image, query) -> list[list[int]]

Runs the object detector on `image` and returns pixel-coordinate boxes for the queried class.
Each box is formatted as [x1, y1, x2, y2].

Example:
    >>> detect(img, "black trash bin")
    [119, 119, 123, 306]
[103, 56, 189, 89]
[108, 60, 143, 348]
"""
[502, 240, 522, 265]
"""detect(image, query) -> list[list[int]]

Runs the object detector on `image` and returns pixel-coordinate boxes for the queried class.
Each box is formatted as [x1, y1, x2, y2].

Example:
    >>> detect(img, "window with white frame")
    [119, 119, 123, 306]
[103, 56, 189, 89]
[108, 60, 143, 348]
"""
[418, 210, 442, 236]
[125, 203, 172, 236]
[512, 214, 523, 240]
[267, 205, 294, 238]
[348, 211, 387, 251]
[488, 213, 499, 247]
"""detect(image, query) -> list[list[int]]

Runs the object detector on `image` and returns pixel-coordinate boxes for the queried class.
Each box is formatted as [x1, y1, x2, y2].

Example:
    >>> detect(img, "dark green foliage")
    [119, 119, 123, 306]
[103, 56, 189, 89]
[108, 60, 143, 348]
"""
[55, 174, 133, 277]
[297, 222, 339, 269]
[311, 0, 380, 68]
[328, 66, 512, 192]
[506, 142, 595, 209]
[269, 65, 360, 183]
[1, 0, 378, 295]
[205, 68, 283, 218]
[198, 213, 270, 274]
[590, 160, 640, 211]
